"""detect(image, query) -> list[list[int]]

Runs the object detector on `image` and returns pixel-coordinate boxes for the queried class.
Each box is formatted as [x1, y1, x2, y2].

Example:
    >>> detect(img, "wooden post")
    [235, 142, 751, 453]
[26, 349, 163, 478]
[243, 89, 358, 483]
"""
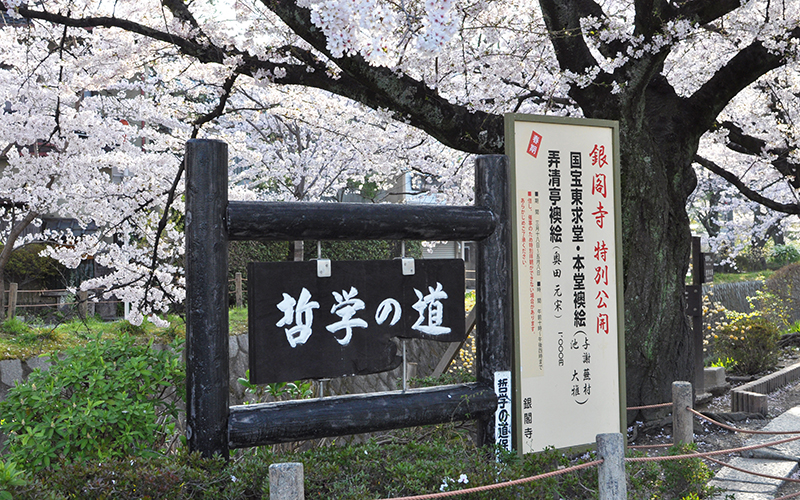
[672, 381, 694, 445]
[475, 155, 513, 448]
[691, 236, 704, 397]
[78, 290, 89, 319]
[7, 283, 17, 320]
[235, 272, 243, 309]
[185, 139, 230, 459]
[597, 433, 626, 500]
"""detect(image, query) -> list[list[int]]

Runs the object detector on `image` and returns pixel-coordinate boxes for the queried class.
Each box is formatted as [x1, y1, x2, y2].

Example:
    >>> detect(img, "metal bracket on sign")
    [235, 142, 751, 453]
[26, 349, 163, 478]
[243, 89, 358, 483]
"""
[316, 259, 331, 278]
[401, 257, 415, 276]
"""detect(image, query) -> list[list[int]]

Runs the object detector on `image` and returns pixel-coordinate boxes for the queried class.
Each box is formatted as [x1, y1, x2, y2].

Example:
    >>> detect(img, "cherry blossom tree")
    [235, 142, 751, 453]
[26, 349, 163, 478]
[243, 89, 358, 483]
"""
[3, 0, 800, 409]
[0, 13, 204, 324]
[0, 4, 466, 324]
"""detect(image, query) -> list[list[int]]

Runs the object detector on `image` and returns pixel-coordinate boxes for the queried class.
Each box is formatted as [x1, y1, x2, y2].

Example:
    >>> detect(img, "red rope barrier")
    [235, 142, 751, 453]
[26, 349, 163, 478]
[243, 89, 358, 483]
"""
[775, 489, 800, 500]
[697, 451, 800, 484]
[628, 443, 673, 449]
[626, 402, 673, 411]
[379, 460, 603, 500]
[689, 407, 800, 435]
[626, 434, 800, 462]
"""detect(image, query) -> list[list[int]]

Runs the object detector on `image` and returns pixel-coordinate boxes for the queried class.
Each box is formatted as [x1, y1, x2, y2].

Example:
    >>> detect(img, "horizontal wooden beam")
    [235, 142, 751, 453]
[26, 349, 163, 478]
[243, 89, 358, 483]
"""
[227, 201, 496, 241]
[228, 383, 496, 448]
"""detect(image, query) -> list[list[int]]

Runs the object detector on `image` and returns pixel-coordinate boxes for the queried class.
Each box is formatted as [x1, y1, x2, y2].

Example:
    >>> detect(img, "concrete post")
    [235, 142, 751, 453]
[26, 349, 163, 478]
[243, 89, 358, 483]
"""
[672, 381, 694, 445]
[597, 433, 626, 500]
[270, 462, 304, 500]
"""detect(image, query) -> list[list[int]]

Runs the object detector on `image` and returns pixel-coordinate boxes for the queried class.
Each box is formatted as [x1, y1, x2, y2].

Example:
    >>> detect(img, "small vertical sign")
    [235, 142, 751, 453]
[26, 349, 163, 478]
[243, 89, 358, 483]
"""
[506, 114, 626, 454]
[494, 370, 512, 452]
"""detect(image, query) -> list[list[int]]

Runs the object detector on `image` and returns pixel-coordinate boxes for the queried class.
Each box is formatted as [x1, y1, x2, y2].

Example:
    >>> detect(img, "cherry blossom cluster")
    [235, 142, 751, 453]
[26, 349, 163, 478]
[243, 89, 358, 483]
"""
[0, 0, 799, 323]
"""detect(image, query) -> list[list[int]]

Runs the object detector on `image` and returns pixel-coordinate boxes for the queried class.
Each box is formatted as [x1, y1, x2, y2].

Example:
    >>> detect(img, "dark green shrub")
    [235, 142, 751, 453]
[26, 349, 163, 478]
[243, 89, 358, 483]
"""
[3, 244, 67, 289]
[713, 314, 780, 375]
[0, 334, 185, 471]
[304, 240, 421, 261]
[8, 453, 270, 500]
[734, 245, 768, 272]
[114, 319, 148, 336]
[762, 263, 800, 325]
[768, 244, 800, 269]
[228, 240, 289, 277]
[0, 318, 31, 336]
[659, 444, 714, 499]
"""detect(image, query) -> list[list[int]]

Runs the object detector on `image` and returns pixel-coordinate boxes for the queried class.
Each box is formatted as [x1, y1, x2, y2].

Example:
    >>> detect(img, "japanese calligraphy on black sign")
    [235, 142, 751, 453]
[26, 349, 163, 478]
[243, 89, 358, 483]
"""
[506, 114, 625, 455]
[247, 259, 466, 384]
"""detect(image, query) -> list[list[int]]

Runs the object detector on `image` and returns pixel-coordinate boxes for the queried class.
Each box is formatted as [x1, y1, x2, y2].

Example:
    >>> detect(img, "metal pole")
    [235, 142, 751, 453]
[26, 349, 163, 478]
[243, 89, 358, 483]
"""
[475, 155, 513, 448]
[185, 139, 230, 459]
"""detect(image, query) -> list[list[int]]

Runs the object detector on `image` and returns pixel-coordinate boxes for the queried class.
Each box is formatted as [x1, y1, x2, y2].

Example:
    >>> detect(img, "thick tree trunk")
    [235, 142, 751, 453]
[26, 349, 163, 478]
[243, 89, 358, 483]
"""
[619, 126, 695, 418]
[601, 75, 702, 417]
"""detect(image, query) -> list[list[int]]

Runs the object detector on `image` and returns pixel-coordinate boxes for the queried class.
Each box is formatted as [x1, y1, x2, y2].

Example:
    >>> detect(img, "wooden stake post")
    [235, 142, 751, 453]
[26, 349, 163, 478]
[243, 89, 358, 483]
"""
[185, 139, 512, 458]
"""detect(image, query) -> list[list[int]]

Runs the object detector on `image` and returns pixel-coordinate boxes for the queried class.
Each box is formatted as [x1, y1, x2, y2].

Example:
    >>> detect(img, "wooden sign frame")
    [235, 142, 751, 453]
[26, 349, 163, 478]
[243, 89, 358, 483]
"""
[184, 140, 514, 458]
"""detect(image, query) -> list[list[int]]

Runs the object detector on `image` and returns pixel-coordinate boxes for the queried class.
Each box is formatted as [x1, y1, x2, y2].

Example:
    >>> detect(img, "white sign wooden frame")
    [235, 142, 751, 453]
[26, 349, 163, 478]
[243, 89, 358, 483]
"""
[505, 114, 626, 454]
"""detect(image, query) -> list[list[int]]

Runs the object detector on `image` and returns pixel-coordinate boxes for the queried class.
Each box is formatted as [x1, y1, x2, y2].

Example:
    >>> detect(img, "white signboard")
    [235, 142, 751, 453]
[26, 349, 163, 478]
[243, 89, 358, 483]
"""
[505, 114, 626, 454]
[494, 371, 512, 453]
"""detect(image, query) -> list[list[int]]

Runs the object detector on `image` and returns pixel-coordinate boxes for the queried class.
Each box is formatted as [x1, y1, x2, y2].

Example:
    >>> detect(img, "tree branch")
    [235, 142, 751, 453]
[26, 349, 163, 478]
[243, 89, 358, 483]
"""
[538, 0, 603, 75]
[7, 2, 504, 154]
[672, 0, 743, 26]
[694, 154, 800, 215]
[687, 31, 800, 135]
[160, 0, 200, 30]
[717, 121, 800, 190]
[258, 0, 504, 153]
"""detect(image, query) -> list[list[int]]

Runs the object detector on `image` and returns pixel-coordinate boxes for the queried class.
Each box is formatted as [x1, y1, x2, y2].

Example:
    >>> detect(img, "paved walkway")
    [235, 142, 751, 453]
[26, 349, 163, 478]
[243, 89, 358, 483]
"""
[709, 406, 800, 499]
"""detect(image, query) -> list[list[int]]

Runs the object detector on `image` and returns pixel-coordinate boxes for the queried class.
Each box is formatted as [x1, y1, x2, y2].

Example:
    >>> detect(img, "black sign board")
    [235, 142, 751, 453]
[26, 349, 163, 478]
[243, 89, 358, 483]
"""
[248, 259, 466, 384]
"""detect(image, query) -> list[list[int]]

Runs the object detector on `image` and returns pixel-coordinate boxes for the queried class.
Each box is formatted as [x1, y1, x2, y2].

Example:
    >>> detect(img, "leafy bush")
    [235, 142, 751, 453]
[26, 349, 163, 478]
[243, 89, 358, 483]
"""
[709, 356, 736, 370]
[7, 453, 270, 500]
[0, 461, 26, 500]
[0, 334, 185, 471]
[3, 244, 68, 289]
[733, 245, 769, 272]
[238, 369, 314, 402]
[659, 444, 714, 499]
[768, 244, 800, 269]
[712, 313, 780, 375]
[761, 263, 800, 326]
[304, 240, 421, 261]
[0, 318, 32, 337]
[1, 424, 707, 500]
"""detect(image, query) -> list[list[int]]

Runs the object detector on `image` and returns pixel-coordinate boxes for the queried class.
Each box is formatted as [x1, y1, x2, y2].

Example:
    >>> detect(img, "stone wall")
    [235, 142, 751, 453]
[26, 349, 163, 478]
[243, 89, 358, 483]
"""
[228, 333, 454, 403]
[704, 280, 763, 313]
[0, 356, 52, 400]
